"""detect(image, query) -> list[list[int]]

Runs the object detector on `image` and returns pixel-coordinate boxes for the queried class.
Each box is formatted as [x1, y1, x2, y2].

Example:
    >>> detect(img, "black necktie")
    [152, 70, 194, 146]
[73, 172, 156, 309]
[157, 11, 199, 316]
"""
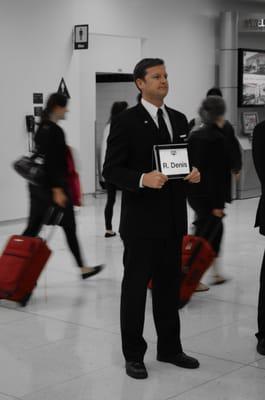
[157, 108, 171, 143]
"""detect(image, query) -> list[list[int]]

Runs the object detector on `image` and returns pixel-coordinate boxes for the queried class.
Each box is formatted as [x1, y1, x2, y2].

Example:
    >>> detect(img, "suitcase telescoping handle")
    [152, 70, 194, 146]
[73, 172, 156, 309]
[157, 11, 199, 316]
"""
[40, 207, 64, 244]
[200, 215, 223, 245]
[185, 216, 223, 269]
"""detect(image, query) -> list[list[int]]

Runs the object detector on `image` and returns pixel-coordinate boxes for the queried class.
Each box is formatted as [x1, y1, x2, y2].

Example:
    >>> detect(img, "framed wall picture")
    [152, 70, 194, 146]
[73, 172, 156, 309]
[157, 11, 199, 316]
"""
[242, 111, 259, 134]
[238, 48, 265, 107]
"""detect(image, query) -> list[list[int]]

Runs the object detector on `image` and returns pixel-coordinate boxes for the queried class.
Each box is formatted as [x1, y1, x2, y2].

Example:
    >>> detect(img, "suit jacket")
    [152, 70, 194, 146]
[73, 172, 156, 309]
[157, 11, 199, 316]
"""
[252, 121, 265, 235]
[103, 103, 190, 239]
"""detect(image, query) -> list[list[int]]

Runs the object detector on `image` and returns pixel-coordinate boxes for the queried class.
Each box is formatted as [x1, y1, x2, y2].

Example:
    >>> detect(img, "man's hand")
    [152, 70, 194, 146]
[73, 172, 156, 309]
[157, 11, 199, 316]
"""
[232, 171, 240, 181]
[52, 188, 68, 208]
[212, 209, 225, 218]
[142, 171, 168, 189]
[184, 167, 200, 184]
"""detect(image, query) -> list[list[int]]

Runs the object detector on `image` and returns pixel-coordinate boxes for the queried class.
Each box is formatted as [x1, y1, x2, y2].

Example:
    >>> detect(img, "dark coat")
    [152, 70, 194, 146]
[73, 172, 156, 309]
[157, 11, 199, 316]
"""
[221, 121, 242, 202]
[189, 119, 242, 203]
[252, 121, 265, 235]
[103, 103, 190, 239]
[187, 124, 228, 210]
[29, 120, 70, 225]
[35, 120, 68, 190]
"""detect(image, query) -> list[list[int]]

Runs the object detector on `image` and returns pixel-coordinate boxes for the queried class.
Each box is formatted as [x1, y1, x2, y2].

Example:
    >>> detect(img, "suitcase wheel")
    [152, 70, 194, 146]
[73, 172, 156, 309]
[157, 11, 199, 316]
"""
[19, 292, 33, 307]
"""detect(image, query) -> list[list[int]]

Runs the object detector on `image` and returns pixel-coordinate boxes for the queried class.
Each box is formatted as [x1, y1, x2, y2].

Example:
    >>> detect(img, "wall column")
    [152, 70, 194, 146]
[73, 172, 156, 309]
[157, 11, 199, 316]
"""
[219, 11, 239, 128]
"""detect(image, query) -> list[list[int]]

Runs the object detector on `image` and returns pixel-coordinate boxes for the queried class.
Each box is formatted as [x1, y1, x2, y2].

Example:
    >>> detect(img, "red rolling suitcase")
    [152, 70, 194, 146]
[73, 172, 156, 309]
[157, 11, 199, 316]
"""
[179, 235, 216, 308]
[147, 218, 222, 309]
[0, 236, 51, 305]
[147, 235, 215, 295]
[179, 218, 222, 309]
[0, 209, 62, 306]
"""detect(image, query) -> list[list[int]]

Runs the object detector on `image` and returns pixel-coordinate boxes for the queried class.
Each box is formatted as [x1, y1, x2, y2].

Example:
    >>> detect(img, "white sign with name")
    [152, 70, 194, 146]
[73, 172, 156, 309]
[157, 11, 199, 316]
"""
[154, 144, 190, 179]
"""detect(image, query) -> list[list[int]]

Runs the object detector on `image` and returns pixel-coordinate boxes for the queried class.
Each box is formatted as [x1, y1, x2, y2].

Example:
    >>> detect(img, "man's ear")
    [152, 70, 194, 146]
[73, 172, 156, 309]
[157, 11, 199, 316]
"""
[136, 78, 144, 91]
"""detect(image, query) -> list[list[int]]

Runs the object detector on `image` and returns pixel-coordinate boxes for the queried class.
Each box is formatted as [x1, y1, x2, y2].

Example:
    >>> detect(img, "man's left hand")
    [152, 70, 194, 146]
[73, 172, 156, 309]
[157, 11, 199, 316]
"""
[184, 167, 200, 184]
[232, 171, 240, 181]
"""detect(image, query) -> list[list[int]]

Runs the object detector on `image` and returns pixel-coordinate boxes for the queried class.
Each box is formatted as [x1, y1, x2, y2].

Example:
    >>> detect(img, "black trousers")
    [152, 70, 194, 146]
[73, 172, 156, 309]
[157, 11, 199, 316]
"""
[121, 236, 183, 362]
[257, 250, 265, 340]
[104, 182, 117, 231]
[188, 197, 223, 255]
[23, 185, 84, 268]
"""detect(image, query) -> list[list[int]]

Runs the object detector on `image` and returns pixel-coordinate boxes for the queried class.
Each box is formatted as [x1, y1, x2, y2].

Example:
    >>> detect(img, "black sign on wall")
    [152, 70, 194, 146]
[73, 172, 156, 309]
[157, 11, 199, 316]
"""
[34, 106, 43, 117]
[74, 24, 89, 50]
[58, 78, 71, 99]
[33, 93, 43, 104]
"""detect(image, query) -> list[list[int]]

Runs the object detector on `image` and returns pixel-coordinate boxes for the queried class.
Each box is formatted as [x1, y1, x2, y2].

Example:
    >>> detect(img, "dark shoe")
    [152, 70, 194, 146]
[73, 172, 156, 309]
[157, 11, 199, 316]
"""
[81, 265, 104, 280]
[211, 275, 229, 285]
[125, 361, 148, 379]
[157, 352, 200, 369]
[257, 339, 265, 355]
[105, 232, 116, 238]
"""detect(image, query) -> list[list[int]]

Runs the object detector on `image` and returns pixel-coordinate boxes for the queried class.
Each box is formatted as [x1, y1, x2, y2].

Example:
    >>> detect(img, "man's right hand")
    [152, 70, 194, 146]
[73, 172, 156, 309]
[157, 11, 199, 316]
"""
[212, 209, 225, 218]
[52, 188, 68, 208]
[142, 171, 168, 189]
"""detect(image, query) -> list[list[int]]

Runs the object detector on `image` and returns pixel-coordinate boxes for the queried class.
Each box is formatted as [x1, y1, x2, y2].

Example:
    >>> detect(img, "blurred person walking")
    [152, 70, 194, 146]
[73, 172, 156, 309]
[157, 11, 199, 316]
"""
[23, 93, 103, 279]
[100, 101, 128, 237]
[188, 96, 231, 290]
[188, 88, 242, 291]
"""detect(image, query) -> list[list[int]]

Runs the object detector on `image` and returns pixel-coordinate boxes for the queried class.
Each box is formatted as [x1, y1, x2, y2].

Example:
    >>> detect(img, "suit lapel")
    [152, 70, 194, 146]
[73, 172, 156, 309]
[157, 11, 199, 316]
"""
[136, 103, 185, 144]
[136, 103, 159, 136]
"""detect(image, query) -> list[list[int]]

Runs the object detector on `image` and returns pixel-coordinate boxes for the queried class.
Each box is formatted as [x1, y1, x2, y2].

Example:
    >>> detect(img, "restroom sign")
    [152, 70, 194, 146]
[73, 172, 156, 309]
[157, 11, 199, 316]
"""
[74, 25, 89, 50]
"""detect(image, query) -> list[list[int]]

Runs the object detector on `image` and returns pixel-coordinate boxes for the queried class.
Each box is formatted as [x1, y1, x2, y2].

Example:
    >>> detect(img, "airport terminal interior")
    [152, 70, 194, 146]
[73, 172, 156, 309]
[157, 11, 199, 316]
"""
[2, 0, 265, 399]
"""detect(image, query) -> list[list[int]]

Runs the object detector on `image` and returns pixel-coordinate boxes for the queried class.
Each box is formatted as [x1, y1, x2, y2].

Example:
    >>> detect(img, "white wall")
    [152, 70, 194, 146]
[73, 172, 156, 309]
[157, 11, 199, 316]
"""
[79, 34, 141, 193]
[75, 0, 220, 118]
[75, 0, 265, 116]
[0, 0, 79, 221]
[1, 0, 265, 221]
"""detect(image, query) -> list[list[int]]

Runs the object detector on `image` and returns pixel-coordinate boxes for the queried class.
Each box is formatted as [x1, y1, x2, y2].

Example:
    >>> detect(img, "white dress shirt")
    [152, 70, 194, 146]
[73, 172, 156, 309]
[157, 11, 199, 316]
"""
[139, 98, 173, 187]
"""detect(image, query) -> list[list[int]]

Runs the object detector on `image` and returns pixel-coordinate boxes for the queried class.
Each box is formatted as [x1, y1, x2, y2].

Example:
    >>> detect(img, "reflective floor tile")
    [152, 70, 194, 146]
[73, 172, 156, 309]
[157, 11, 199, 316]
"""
[171, 365, 265, 400]
[20, 354, 241, 400]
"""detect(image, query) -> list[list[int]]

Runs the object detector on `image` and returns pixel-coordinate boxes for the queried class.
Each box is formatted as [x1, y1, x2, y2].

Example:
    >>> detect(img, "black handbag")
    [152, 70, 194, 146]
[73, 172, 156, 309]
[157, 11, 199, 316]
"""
[13, 153, 46, 186]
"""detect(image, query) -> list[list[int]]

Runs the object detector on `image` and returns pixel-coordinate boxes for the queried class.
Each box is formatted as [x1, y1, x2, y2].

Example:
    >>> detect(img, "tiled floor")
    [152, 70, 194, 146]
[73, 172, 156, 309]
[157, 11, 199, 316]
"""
[0, 195, 264, 399]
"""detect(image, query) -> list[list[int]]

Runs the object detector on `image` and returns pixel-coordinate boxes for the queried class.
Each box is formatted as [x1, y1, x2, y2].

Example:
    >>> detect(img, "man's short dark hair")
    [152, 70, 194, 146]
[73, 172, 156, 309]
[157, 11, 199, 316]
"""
[133, 58, 165, 83]
[207, 87, 223, 97]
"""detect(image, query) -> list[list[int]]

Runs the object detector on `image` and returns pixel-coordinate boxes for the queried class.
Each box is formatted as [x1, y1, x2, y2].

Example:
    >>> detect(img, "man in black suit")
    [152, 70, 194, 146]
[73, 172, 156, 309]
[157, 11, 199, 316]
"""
[103, 58, 200, 379]
[253, 121, 265, 356]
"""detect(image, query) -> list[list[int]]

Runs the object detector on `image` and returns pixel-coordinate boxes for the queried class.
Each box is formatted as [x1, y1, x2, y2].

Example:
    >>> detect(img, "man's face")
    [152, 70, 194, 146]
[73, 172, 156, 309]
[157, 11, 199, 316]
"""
[136, 64, 169, 101]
